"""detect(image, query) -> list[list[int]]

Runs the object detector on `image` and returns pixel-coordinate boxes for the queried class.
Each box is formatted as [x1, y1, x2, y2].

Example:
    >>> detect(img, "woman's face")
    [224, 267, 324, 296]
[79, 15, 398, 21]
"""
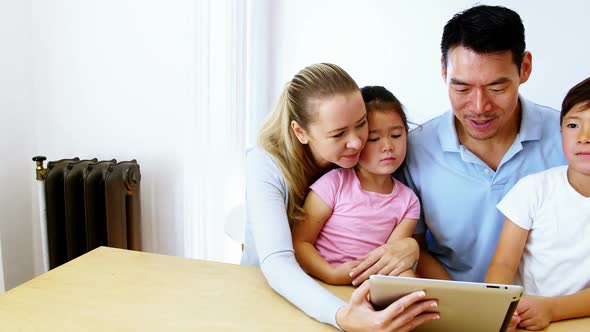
[296, 90, 368, 168]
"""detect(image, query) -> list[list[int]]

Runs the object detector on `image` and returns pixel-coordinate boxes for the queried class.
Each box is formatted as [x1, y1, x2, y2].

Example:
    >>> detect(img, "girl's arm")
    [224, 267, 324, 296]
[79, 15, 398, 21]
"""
[292, 190, 352, 284]
[384, 218, 419, 277]
[386, 218, 418, 243]
[485, 218, 528, 284]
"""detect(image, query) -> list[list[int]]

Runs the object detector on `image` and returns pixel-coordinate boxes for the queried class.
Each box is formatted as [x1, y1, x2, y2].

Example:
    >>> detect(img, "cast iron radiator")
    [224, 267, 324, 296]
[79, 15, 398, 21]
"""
[33, 156, 142, 269]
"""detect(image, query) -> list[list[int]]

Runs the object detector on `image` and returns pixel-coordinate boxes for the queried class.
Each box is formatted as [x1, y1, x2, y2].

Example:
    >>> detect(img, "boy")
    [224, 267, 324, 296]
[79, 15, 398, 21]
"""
[486, 77, 590, 330]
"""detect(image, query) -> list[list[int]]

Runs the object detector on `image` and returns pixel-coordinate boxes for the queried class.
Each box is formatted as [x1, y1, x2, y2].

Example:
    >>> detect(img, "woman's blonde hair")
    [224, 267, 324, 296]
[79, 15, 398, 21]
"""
[258, 63, 359, 226]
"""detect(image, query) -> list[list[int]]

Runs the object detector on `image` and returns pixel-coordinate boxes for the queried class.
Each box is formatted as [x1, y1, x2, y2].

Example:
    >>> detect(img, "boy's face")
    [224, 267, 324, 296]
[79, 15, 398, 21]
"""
[561, 103, 590, 176]
[357, 110, 407, 176]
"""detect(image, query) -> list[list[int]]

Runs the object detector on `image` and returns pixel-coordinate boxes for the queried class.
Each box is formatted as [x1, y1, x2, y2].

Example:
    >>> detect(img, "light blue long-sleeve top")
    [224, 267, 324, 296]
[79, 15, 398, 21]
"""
[241, 146, 344, 328]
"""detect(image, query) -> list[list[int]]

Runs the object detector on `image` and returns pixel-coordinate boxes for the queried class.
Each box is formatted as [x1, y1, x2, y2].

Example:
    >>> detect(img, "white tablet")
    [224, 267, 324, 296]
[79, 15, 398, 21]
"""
[369, 275, 523, 332]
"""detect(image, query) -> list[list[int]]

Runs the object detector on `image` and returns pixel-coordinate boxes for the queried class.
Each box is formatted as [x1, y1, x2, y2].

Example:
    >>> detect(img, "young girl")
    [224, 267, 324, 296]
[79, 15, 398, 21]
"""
[486, 76, 590, 330]
[292, 86, 420, 285]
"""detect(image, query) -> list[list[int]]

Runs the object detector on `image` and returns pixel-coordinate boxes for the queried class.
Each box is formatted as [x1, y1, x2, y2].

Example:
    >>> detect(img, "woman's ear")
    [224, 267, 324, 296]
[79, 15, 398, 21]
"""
[291, 120, 309, 144]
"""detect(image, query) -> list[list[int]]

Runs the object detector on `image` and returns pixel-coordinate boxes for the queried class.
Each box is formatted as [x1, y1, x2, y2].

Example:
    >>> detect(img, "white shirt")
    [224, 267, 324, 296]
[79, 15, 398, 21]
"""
[497, 166, 590, 296]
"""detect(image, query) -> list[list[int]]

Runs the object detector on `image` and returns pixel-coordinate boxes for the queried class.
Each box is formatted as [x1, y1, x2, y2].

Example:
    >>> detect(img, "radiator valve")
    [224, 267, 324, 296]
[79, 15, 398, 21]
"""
[32, 156, 47, 181]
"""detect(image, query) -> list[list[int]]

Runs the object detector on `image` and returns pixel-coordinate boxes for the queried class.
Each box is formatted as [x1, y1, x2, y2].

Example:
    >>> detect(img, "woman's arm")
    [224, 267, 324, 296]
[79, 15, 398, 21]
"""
[292, 190, 354, 284]
[485, 218, 528, 285]
[245, 149, 346, 326]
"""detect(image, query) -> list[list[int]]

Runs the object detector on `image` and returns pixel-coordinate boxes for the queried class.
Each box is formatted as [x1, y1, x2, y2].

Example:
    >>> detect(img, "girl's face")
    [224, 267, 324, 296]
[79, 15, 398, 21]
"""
[296, 91, 368, 169]
[357, 110, 407, 175]
[561, 103, 590, 177]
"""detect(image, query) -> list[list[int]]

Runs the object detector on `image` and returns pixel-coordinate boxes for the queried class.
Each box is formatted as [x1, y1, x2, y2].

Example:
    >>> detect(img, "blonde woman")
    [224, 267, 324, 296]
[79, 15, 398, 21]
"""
[241, 63, 439, 331]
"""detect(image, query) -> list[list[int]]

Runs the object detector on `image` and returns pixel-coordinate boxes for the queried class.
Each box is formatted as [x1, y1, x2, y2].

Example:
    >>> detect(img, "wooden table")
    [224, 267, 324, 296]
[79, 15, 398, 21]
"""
[0, 247, 588, 331]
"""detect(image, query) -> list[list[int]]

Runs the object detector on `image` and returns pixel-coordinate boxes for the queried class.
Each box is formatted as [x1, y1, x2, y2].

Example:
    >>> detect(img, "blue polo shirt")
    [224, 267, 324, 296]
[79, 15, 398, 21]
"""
[403, 97, 567, 282]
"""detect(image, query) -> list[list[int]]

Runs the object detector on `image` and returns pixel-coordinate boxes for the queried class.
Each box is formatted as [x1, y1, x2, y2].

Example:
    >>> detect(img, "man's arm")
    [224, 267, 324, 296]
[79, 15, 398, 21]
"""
[413, 233, 451, 280]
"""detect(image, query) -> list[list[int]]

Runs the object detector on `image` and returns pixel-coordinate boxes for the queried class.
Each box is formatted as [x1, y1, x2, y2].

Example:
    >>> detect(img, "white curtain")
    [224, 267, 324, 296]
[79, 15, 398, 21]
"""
[185, 0, 272, 262]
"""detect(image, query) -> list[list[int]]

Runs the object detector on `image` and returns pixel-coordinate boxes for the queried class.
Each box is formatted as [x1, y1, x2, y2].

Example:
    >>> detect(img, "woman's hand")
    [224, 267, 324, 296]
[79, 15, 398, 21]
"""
[336, 280, 439, 332]
[349, 238, 419, 286]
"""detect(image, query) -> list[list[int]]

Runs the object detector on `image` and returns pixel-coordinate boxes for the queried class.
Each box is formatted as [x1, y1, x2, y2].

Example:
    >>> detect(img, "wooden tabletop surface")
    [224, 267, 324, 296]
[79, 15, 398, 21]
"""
[0, 247, 587, 331]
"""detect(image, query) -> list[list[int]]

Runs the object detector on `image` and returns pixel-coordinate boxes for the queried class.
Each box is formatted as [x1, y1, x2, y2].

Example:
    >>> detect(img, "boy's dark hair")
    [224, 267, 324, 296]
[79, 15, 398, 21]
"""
[561, 77, 590, 125]
[441, 5, 525, 71]
[360, 86, 408, 131]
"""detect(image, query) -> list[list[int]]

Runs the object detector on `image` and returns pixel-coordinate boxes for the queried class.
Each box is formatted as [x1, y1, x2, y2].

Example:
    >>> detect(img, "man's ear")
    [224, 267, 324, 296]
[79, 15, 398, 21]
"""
[519, 51, 533, 84]
[441, 55, 447, 81]
[291, 120, 309, 144]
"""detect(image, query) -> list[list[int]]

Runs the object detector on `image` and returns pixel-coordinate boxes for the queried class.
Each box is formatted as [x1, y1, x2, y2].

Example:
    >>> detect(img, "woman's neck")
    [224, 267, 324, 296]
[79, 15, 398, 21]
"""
[355, 166, 394, 194]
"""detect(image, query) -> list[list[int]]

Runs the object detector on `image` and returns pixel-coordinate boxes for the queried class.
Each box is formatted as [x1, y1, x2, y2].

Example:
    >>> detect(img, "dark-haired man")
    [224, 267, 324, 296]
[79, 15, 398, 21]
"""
[403, 5, 567, 283]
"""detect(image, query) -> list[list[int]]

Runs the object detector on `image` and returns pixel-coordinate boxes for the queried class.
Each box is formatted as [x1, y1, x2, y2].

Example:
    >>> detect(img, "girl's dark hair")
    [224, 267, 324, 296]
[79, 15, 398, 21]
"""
[360, 86, 408, 131]
[561, 77, 590, 125]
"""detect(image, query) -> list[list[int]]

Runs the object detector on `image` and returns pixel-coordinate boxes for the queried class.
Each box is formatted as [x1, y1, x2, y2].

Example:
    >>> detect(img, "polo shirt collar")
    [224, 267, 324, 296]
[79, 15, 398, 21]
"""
[438, 95, 543, 153]
[439, 110, 460, 152]
[518, 96, 543, 142]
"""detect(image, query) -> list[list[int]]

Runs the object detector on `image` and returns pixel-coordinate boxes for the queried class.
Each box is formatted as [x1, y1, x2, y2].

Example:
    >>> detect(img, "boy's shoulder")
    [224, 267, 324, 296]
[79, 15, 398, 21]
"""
[516, 165, 568, 189]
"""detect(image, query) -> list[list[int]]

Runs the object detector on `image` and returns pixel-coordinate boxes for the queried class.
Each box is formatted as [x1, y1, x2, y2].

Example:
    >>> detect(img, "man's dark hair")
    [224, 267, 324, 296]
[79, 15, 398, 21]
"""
[561, 77, 590, 125]
[441, 5, 525, 70]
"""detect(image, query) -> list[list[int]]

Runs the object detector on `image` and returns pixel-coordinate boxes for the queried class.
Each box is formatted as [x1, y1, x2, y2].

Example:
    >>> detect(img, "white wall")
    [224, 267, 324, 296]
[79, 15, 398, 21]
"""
[0, 232, 4, 292]
[0, 0, 34, 291]
[2, 0, 250, 291]
[1, 0, 200, 290]
[267, 0, 590, 124]
[2, 0, 589, 291]
[30, 1, 196, 260]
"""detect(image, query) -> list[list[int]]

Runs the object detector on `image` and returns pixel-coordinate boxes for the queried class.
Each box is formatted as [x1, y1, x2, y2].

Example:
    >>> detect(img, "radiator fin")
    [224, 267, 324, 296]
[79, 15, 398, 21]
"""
[44, 158, 141, 269]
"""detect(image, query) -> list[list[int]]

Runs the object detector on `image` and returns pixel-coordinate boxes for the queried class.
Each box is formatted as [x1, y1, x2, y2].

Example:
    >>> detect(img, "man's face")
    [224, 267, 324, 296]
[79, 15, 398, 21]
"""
[443, 46, 531, 141]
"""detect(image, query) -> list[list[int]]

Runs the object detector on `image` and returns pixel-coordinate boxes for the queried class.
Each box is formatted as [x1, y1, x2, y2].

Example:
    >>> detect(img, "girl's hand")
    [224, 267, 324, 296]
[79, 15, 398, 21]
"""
[336, 280, 439, 332]
[349, 238, 419, 286]
[517, 296, 555, 330]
